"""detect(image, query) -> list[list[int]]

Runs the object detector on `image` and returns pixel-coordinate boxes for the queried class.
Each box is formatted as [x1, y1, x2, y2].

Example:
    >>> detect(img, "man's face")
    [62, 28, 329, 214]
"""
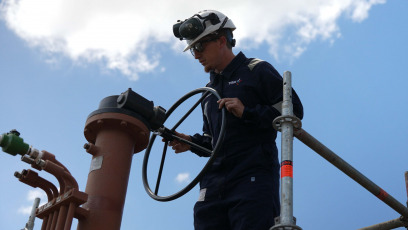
[191, 36, 222, 73]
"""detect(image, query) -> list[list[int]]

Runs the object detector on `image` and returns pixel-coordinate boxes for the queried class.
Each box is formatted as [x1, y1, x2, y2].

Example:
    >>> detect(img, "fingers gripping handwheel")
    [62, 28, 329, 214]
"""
[142, 87, 226, 202]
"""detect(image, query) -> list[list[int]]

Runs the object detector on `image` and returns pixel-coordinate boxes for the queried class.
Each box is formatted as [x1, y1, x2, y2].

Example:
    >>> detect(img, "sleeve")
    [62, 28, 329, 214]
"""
[241, 62, 304, 129]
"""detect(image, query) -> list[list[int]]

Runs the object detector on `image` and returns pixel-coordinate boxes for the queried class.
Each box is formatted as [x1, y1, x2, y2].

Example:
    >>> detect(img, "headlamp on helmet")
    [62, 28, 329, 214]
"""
[173, 10, 237, 52]
[173, 13, 221, 40]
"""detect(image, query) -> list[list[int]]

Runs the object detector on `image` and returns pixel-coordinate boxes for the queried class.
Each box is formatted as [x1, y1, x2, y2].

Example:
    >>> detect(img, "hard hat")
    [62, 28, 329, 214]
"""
[173, 10, 236, 52]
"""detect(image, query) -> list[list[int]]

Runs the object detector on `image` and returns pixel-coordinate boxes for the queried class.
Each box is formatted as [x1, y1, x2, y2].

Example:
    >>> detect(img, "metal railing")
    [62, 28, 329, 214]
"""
[272, 71, 408, 230]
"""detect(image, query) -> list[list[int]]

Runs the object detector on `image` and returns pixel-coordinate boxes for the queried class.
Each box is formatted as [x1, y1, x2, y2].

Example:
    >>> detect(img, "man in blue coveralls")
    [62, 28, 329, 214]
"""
[170, 10, 304, 230]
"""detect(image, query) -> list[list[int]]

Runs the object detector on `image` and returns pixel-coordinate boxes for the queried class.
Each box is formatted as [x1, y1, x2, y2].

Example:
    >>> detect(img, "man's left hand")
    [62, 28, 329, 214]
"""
[217, 98, 244, 118]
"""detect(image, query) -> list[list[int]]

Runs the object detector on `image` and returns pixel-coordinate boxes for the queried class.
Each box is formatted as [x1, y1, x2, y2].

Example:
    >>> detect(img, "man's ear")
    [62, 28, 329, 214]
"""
[218, 36, 227, 47]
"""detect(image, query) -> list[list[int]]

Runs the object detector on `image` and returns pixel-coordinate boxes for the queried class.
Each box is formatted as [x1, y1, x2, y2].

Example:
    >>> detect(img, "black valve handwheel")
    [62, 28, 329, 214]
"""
[142, 87, 226, 202]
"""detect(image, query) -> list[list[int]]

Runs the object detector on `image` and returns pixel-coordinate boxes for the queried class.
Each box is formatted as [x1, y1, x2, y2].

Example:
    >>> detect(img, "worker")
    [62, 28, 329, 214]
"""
[170, 9, 304, 230]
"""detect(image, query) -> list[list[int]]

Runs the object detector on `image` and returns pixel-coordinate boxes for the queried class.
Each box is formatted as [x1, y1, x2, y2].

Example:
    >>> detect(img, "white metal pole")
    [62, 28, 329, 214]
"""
[24, 197, 40, 230]
[271, 71, 302, 230]
[280, 71, 295, 223]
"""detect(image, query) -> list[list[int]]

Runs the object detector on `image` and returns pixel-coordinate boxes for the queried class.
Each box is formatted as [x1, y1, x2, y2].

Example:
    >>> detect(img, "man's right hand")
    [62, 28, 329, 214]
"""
[165, 131, 192, 153]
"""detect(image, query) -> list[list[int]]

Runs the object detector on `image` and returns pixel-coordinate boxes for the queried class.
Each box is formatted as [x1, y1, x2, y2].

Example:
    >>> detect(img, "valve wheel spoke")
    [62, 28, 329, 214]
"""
[154, 139, 168, 195]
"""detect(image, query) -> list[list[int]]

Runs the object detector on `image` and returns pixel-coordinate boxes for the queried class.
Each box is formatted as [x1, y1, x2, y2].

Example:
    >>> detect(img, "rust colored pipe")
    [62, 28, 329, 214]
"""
[45, 213, 53, 230]
[40, 150, 71, 174]
[24, 148, 70, 174]
[77, 111, 149, 230]
[39, 159, 78, 192]
[55, 205, 68, 230]
[50, 210, 58, 230]
[41, 216, 48, 230]
[38, 160, 66, 193]
[16, 169, 58, 201]
[64, 202, 76, 230]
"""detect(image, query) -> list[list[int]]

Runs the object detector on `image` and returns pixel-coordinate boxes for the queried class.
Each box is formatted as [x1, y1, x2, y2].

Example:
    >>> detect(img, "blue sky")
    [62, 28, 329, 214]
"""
[1, 0, 408, 229]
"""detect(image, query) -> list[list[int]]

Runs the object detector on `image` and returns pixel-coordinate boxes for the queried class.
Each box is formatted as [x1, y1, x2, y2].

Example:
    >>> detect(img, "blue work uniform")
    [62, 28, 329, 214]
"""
[190, 52, 303, 230]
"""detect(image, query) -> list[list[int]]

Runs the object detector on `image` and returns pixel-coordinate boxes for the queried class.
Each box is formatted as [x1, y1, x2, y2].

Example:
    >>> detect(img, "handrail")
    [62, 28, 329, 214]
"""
[294, 128, 408, 218]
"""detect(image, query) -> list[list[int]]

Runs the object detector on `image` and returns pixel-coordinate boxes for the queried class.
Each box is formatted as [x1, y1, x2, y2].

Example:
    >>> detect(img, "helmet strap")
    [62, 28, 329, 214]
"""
[218, 17, 229, 30]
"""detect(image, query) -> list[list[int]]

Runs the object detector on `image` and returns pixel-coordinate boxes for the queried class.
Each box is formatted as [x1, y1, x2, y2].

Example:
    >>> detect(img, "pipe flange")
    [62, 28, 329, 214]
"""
[273, 115, 302, 132]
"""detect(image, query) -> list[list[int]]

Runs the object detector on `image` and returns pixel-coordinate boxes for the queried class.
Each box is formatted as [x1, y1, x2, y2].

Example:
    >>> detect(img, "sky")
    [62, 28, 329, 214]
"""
[1, 0, 408, 229]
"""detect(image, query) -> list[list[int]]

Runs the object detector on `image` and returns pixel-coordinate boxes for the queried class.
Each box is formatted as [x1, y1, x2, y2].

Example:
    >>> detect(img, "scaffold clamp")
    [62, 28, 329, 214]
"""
[273, 115, 302, 132]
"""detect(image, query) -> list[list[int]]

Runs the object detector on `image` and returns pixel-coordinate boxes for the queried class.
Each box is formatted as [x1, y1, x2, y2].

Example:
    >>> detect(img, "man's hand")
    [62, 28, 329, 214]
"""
[165, 131, 192, 153]
[217, 98, 244, 118]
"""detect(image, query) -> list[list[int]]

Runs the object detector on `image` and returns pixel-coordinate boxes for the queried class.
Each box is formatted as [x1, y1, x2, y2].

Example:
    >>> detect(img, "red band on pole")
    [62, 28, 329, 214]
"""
[281, 160, 293, 178]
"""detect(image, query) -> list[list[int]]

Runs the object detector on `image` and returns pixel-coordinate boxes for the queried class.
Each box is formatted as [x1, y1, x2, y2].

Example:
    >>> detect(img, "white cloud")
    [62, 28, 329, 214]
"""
[175, 172, 190, 184]
[27, 189, 46, 201]
[0, 0, 386, 80]
[18, 189, 47, 215]
[17, 205, 33, 215]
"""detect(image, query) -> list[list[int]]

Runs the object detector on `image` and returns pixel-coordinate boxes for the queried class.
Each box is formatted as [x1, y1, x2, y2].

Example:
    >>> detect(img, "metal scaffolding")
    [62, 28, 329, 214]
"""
[272, 71, 408, 230]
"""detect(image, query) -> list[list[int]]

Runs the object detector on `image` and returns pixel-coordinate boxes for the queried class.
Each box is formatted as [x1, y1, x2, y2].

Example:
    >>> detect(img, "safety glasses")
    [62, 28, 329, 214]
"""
[190, 37, 219, 56]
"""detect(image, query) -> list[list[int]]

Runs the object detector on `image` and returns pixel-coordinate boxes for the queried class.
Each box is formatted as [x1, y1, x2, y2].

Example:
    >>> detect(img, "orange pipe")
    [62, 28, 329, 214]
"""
[64, 202, 76, 230]
[40, 150, 71, 174]
[41, 160, 78, 192]
[77, 112, 149, 230]
[55, 205, 67, 230]
[41, 215, 48, 230]
[39, 161, 66, 193]
[45, 213, 53, 230]
[17, 169, 58, 201]
[50, 210, 58, 230]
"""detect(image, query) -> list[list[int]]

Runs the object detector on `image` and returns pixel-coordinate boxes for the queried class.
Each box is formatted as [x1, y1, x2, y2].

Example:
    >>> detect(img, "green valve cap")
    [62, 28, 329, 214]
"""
[0, 130, 30, 156]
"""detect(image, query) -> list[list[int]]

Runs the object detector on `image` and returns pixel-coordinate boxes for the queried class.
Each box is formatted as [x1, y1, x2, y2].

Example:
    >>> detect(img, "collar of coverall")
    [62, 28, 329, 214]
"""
[210, 51, 246, 81]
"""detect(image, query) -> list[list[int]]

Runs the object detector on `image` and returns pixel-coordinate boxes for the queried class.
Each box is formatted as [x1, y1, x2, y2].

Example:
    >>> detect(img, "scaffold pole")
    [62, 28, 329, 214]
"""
[271, 71, 302, 230]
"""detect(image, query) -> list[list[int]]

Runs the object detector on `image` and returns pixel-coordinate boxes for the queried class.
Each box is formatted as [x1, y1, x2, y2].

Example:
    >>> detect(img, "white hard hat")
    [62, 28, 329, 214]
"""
[173, 10, 236, 52]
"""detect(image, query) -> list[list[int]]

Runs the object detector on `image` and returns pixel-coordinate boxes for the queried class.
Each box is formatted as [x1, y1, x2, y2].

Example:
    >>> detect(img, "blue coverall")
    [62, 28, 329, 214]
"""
[190, 52, 303, 230]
